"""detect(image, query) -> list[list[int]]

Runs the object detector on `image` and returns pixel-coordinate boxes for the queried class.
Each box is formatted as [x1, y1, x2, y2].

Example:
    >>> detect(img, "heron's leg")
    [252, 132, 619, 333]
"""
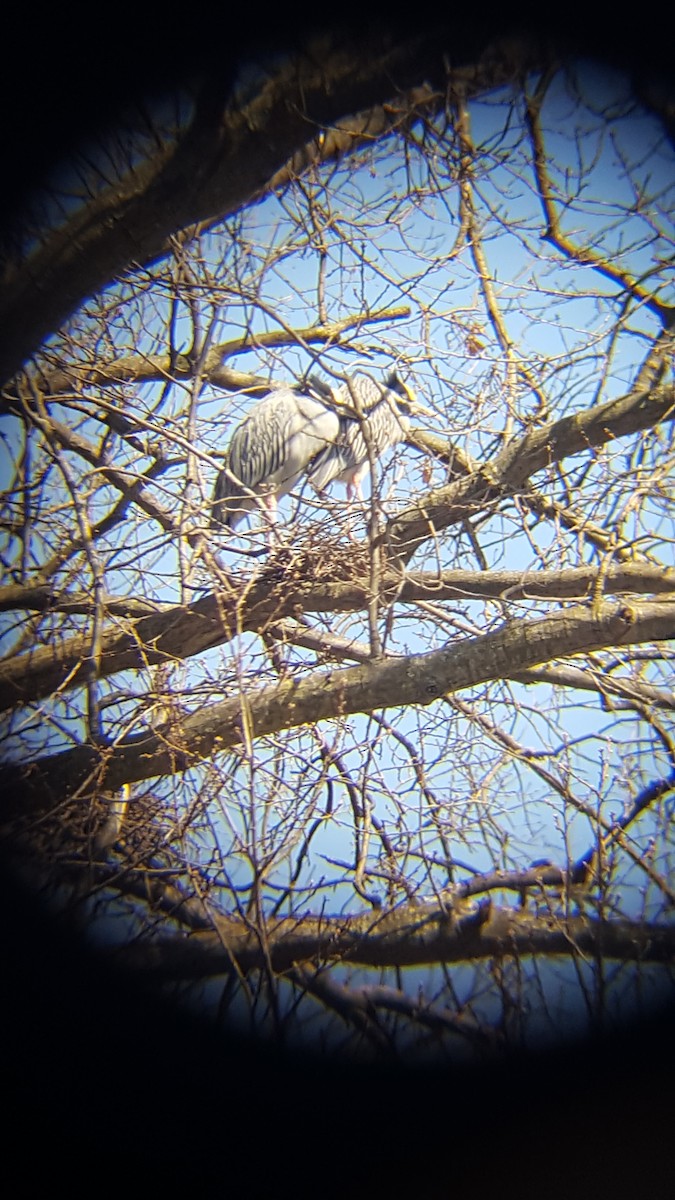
[345, 472, 367, 543]
[263, 493, 280, 549]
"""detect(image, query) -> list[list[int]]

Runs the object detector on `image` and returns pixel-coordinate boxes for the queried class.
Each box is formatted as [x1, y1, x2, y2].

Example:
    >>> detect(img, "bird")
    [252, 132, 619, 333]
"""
[211, 381, 340, 532]
[306, 372, 431, 504]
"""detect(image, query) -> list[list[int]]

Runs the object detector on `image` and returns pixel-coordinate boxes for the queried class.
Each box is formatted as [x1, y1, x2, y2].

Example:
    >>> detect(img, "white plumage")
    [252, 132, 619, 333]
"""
[211, 384, 339, 530]
[211, 371, 430, 534]
[307, 373, 426, 502]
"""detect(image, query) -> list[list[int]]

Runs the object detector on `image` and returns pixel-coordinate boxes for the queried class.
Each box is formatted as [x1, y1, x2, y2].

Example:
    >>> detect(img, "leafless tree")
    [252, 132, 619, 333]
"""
[1, 29, 673, 1063]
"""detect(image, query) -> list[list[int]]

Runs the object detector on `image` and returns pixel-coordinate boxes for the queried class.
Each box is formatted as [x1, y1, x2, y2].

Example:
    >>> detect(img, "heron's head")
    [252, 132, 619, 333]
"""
[385, 373, 434, 420]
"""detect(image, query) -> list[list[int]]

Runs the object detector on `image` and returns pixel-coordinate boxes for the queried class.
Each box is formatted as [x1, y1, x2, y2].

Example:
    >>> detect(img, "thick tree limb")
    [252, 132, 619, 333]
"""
[0, 375, 671, 712]
[1, 32, 550, 388]
[110, 901, 675, 979]
[1, 337, 669, 719]
[3, 599, 674, 817]
[0, 585, 166, 619]
[389, 383, 675, 558]
[1, 563, 672, 711]
[6, 306, 410, 406]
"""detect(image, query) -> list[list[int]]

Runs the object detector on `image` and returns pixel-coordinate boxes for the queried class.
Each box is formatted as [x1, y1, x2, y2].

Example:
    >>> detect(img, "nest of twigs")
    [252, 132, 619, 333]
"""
[258, 521, 385, 587]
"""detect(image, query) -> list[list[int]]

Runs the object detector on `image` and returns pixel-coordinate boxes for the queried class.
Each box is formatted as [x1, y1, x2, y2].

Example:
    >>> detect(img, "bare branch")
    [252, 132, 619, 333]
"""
[1, 563, 672, 710]
[112, 902, 675, 979]
[390, 383, 675, 558]
[2, 38, 673, 1053]
[5, 307, 410, 407]
[1, 33, 551, 387]
[3, 599, 673, 815]
[524, 74, 675, 328]
[511, 663, 674, 709]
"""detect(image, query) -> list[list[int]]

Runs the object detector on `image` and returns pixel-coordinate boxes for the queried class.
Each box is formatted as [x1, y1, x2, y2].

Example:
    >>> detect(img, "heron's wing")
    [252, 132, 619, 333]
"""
[274, 393, 340, 483]
[212, 445, 250, 528]
[307, 382, 411, 493]
[307, 417, 361, 490]
[333, 374, 384, 417]
[213, 389, 339, 525]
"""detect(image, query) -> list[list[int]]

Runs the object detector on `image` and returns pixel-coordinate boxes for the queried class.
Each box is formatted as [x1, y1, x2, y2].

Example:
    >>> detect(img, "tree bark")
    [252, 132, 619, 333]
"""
[1, 563, 673, 713]
[113, 900, 675, 978]
[0, 32, 553, 388]
[3, 599, 674, 818]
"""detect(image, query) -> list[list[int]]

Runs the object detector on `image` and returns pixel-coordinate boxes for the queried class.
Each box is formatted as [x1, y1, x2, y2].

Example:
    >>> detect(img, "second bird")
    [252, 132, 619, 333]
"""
[307, 372, 429, 503]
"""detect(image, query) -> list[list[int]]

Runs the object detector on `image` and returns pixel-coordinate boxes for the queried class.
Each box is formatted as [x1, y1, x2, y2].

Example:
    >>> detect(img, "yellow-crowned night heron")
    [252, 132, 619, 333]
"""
[307, 372, 431, 502]
[211, 381, 339, 530]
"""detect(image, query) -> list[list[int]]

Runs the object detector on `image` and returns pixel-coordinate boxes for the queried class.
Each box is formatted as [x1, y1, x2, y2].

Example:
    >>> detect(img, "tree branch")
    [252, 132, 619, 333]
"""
[110, 901, 675, 979]
[3, 599, 674, 816]
[2, 31, 551, 387]
[1, 563, 672, 710]
[524, 73, 675, 328]
[511, 663, 674, 709]
[389, 382, 675, 558]
[4, 306, 410, 408]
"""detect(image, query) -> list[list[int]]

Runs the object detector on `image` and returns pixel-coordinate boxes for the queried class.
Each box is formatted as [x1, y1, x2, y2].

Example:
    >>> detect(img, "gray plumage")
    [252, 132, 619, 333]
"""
[307, 373, 422, 500]
[211, 383, 339, 529]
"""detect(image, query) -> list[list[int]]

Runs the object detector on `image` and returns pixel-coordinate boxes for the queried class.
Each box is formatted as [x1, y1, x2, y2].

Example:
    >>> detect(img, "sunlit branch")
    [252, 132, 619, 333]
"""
[0, 586, 165, 618]
[266, 617, 374, 664]
[449, 694, 675, 905]
[7, 307, 411, 405]
[3, 599, 674, 816]
[1, 562, 672, 710]
[18, 395, 184, 537]
[571, 770, 675, 885]
[389, 382, 675, 558]
[2, 31, 548, 387]
[408, 430, 663, 563]
[510, 663, 674, 709]
[111, 902, 675, 978]
[451, 89, 549, 424]
[524, 71, 675, 328]
[1, 561, 672, 710]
